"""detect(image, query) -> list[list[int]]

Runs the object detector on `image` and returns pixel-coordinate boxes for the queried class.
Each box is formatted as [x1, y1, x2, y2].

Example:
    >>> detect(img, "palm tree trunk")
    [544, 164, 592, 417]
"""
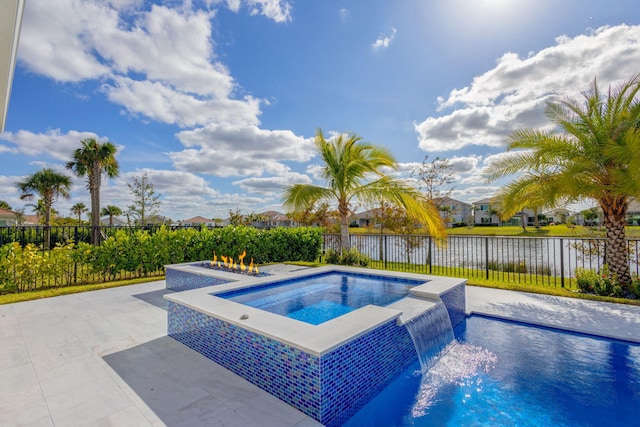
[90, 166, 101, 245]
[44, 202, 51, 250]
[339, 213, 350, 253]
[602, 200, 631, 287]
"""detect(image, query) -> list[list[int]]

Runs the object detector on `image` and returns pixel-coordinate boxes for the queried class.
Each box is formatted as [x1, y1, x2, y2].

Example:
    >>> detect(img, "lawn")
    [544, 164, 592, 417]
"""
[350, 224, 640, 238]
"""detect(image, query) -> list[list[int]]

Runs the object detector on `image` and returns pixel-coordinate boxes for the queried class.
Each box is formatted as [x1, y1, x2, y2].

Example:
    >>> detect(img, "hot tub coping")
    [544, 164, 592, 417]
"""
[164, 265, 466, 356]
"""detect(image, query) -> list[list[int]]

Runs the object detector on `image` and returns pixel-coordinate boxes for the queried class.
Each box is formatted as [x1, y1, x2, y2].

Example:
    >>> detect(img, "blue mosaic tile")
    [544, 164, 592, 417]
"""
[165, 267, 231, 291]
[440, 283, 466, 327]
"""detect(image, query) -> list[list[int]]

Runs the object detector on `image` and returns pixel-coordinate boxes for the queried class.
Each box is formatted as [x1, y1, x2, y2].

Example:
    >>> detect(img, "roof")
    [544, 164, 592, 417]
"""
[352, 208, 382, 219]
[472, 197, 494, 205]
[0, 208, 16, 216]
[183, 216, 215, 223]
[0, 0, 25, 132]
[260, 211, 289, 220]
[433, 196, 471, 207]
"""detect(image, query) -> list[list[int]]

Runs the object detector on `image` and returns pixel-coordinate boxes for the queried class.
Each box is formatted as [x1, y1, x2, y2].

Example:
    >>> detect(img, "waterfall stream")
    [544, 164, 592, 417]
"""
[405, 301, 455, 372]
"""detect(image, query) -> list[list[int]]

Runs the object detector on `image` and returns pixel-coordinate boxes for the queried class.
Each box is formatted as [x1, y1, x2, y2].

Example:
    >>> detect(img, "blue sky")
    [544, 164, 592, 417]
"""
[2, 0, 640, 221]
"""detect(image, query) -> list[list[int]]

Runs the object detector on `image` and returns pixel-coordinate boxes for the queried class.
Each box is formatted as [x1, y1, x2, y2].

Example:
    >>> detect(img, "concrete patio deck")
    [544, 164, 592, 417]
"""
[1, 271, 639, 426]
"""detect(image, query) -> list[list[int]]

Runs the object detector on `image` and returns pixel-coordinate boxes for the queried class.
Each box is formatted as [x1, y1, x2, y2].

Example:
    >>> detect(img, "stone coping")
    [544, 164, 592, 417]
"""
[164, 265, 466, 356]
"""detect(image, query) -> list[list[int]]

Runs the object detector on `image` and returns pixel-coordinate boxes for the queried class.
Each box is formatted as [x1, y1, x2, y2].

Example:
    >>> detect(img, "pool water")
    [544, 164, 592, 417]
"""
[344, 315, 640, 427]
[216, 271, 425, 325]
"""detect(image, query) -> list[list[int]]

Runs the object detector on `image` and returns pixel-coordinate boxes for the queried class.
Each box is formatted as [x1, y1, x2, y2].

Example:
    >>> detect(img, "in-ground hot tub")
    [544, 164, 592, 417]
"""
[164, 264, 466, 427]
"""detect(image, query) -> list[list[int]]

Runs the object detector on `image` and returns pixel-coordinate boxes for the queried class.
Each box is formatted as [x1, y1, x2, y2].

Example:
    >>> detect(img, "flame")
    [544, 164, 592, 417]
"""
[212, 251, 258, 274]
[248, 258, 258, 274]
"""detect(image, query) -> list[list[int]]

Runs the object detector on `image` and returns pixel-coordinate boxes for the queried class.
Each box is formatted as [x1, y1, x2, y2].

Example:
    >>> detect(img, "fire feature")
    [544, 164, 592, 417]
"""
[211, 250, 259, 274]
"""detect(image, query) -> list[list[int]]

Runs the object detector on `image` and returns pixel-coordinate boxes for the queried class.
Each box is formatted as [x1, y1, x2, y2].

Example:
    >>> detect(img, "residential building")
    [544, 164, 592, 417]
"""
[99, 216, 127, 226]
[472, 198, 501, 226]
[543, 208, 573, 225]
[433, 197, 472, 227]
[180, 216, 220, 227]
[351, 209, 381, 228]
[254, 211, 297, 228]
[0, 208, 17, 226]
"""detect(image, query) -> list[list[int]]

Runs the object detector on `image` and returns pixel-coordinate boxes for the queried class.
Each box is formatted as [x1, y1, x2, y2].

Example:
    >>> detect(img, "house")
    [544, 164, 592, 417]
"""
[627, 200, 640, 225]
[23, 215, 41, 225]
[0, 208, 17, 226]
[99, 216, 127, 226]
[181, 216, 219, 227]
[351, 209, 381, 228]
[254, 211, 297, 228]
[433, 197, 472, 227]
[543, 208, 573, 225]
[472, 198, 501, 226]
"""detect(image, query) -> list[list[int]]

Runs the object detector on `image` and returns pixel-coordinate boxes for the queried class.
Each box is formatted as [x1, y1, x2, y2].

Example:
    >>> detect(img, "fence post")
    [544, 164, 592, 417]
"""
[560, 238, 565, 288]
[485, 237, 489, 280]
[384, 234, 387, 269]
[428, 236, 432, 274]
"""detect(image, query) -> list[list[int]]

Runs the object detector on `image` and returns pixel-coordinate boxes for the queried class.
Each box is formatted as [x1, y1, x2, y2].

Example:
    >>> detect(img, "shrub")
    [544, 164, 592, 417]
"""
[325, 248, 370, 267]
[575, 265, 624, 297]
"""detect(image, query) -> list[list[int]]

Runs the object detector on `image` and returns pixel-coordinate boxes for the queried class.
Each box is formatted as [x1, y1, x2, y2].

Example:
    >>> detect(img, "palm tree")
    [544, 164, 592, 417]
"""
[487, 74, 640, 287]
[0, 200, 11, 210]
[16, 168, 72, 248]
[101, 205, 122, 226]
[283, 129, 445, 252]
[66, 138, 119, 245]
[70, 202, 88, 223]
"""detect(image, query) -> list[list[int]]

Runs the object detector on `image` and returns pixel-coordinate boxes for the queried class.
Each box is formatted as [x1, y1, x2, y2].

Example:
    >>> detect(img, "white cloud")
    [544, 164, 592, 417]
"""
[245, 0, 292, 23]
[233, 172, 312, 196]
[170, 125, 315, 177]
[339, 7, 349, 23]
[104, 77, 261, 128]
[0, 129, 103, 160]
[415, 24, 640, 152]
[18, 1, 274, 130]
[18, 0, 112, 82]
[371, 27, 397, 51]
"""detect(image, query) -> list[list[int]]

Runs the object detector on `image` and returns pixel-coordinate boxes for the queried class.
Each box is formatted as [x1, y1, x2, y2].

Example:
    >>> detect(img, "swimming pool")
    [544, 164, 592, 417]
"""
[217, 271, 426, 324]
[344, 315, 640, 426]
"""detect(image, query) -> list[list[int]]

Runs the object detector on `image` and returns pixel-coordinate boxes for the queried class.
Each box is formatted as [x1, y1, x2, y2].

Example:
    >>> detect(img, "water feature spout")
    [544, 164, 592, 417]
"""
[405, 301, 455, 372]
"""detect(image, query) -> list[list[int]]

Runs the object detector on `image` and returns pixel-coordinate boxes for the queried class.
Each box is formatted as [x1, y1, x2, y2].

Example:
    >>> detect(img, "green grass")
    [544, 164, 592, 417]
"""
[350, 224, 640, 238]
[4, 257, 640, 308]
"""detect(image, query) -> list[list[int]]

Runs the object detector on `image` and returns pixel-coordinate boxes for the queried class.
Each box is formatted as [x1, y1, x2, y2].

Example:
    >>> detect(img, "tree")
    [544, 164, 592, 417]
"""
[412, 155, 456, 200]
[283, 129, 445, 252]
[101, 205, 122, 226]
[16, 168, 72, 248]
[228, 209, 245, 226]
[487, 74, 640, 287]
[14, 207, 25, 225]
[66, 137, 119, 245]
[127, 172, 161, 226]
[70, 202, 88, 223]
[0, 200, 12, 210]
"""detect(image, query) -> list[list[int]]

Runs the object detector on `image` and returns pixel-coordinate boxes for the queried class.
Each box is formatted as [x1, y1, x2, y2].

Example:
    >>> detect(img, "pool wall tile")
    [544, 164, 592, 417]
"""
[319, 320, 416, 426]
[165, 267, 231, 291]
[168, 301, 417, 427]
[168, 301, 323, 418]
[440, 283, 466, 327]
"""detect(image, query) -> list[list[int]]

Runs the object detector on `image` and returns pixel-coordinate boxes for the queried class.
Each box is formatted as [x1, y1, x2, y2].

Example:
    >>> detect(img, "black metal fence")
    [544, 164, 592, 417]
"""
[323, 233, 640, 289]
[1, 226, 638, 290]
[0, 224, 213, 248]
